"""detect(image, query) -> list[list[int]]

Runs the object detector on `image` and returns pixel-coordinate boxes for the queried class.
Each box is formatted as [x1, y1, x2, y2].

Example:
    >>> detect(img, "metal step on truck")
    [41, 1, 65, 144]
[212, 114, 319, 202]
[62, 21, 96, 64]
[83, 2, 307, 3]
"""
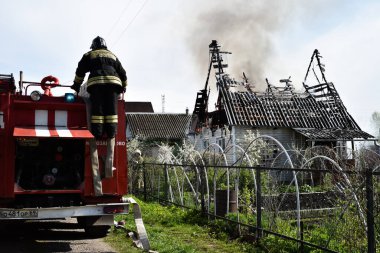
[0, 72, 149, 249]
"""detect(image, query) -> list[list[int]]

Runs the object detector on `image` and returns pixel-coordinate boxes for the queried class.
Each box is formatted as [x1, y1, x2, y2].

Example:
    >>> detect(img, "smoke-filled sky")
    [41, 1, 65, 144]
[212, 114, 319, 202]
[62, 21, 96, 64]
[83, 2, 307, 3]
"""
[0, 0, 379, 135]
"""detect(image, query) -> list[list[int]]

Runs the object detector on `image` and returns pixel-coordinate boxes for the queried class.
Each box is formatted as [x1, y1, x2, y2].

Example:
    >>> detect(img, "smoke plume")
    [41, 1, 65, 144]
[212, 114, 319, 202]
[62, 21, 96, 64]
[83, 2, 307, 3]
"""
[182, 1, 308, 90]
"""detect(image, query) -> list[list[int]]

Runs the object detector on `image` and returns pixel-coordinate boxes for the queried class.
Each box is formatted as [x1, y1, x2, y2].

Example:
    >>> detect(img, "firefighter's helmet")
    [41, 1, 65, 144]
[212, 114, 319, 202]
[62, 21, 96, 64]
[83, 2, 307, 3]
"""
[90, 36, 107, 50]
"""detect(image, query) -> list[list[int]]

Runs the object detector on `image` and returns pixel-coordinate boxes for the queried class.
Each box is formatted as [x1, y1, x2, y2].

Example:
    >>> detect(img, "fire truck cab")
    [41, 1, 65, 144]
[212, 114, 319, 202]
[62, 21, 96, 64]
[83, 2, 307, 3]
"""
[0, 72, 139, 238]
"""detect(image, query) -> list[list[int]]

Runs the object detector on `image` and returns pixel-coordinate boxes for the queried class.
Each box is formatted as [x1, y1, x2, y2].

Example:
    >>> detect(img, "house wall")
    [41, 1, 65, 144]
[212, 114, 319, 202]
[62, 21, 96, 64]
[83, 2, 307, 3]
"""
[191, 127, 220, 151]
[191, 125, 307, 167]
[234, 126, 308, 174]
[190, 126, 232, 163]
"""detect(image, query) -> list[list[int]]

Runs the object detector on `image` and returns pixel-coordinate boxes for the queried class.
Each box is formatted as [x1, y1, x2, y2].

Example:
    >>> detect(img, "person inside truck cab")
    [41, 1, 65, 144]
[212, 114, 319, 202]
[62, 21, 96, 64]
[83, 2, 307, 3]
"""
[70, 36, 127, 190]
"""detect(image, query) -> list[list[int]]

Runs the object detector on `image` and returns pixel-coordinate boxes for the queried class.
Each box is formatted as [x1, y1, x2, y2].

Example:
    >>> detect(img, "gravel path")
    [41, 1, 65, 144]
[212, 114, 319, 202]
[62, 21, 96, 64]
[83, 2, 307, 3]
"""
[0, 218, 117, 253]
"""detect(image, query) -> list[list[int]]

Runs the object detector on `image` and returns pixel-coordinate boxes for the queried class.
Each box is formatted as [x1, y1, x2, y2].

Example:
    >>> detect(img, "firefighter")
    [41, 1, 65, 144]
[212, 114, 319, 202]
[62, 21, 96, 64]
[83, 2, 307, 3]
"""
[71, 36, 127, 139]
[130, 149, 144, 194]
[71, 36, 127, 194]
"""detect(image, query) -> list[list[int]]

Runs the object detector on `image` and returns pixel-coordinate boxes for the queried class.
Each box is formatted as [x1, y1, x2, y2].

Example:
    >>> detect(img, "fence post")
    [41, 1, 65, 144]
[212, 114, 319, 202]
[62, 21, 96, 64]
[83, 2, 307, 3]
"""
[143, 162, 147, 201]
[300, 221, 304, 253]
[164, 163, 169, 202]
[200, 165, 206, 214]
[129, 164, 134, 195]
[157, 164, 160, 201]
[366, 166, 375, 253]
[256, 167, 262, 240]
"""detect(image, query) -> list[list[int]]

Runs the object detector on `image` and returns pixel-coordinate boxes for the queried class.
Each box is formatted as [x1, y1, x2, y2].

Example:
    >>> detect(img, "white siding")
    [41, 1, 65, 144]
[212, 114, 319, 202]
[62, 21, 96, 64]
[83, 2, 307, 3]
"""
[192, 125, 307, 169]
[234, 126, 305, 150]
[192, 126, 234, 162]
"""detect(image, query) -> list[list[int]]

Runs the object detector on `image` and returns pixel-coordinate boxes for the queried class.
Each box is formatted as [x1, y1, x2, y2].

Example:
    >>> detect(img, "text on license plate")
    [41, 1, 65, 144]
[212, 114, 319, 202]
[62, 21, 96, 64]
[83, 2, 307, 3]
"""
[0, 210, 38, 218]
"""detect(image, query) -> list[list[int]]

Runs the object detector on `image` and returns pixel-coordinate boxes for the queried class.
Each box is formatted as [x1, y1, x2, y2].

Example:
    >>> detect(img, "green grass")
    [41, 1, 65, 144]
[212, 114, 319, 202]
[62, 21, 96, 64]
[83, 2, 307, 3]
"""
[105, 196, 375, 252]
[105, 196, 261, 253]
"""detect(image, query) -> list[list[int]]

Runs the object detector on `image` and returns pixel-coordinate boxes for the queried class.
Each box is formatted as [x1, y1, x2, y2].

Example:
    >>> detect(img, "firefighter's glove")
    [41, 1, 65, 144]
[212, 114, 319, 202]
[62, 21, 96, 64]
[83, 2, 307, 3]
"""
[71, 83, 80, 93]
[122, 80, 127, 93]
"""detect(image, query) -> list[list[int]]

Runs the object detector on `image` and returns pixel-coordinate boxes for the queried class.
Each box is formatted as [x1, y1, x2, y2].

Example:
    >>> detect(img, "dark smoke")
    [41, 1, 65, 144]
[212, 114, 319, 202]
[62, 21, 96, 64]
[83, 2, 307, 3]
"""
[183, 1, 314, 90]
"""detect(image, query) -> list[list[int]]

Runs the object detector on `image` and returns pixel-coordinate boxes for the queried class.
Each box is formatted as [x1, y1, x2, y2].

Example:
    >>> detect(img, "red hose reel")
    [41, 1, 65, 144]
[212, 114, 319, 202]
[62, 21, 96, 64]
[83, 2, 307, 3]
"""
[41, 75, 59, 96]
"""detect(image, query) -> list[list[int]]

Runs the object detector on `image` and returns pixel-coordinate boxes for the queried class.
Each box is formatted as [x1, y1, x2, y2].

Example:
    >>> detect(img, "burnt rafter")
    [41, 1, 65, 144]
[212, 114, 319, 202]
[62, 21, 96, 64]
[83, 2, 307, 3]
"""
[192, 40, 231, 128]
[302, 50, 361, 130]
[304, 49, 327, 84]
[303, 50, 344, 121]
[191, 41, 374, 140]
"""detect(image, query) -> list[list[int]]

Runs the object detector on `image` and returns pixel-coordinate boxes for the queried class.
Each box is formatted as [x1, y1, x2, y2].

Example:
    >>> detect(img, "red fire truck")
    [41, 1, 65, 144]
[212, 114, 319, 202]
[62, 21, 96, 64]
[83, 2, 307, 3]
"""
[0, 72, 147, 243]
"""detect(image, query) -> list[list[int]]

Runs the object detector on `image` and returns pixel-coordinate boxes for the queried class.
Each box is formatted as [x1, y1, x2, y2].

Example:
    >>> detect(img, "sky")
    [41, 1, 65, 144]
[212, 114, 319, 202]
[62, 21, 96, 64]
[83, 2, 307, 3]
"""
[0, 0, 379, 136]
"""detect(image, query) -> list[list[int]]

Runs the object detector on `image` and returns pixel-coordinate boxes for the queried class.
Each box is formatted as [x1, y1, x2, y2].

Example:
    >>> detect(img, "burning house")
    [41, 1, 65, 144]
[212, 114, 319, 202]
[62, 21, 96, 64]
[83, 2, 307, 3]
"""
[190, 40, 375, 164]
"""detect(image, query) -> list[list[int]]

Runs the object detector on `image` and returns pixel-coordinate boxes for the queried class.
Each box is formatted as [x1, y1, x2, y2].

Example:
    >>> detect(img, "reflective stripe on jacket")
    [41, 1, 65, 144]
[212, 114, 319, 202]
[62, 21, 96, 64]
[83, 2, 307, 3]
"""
[74, 49, 127, 91]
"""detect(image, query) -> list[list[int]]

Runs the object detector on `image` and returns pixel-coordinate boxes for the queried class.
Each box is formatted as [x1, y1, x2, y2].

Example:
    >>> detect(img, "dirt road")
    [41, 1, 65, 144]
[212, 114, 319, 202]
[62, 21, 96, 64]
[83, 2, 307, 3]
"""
[0, 218, 117, 253]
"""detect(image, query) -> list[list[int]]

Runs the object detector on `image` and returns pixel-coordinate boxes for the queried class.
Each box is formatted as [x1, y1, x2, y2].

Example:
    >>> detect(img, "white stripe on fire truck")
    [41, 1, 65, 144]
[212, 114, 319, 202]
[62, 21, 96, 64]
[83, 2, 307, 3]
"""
[0, 111, 3, 128]
[55, 111, 70, 137]
[55, 127, 73, 137]
[55, 110, 68, 127]
[35, 126, 50, 137]
[35, 110, 48, 125]
[34, 110, 71, 137]
[35, 110, 49, 136]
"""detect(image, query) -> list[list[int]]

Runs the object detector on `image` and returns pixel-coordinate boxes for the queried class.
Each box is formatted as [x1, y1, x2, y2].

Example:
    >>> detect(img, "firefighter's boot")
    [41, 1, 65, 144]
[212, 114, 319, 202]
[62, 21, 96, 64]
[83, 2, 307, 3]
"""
[105, 137, 116, 178]
[89, 139, 103, 196]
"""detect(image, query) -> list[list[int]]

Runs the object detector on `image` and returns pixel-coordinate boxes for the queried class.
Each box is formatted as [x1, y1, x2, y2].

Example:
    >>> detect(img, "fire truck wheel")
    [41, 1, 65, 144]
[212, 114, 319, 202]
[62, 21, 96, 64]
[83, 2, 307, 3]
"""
[84, 225, 111, 238]
[77, 216, 111, 238]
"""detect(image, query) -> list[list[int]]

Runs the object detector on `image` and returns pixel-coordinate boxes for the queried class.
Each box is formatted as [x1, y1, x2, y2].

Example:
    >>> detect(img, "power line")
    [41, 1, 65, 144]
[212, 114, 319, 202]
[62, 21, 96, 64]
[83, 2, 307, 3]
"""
[112, 0, 150, 47]
[107, 0, 132, 38]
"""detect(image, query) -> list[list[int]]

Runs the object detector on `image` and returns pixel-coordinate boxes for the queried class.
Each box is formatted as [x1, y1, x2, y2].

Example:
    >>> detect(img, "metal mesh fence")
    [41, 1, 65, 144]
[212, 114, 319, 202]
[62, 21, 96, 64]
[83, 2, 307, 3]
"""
[129, 159, 379, 252]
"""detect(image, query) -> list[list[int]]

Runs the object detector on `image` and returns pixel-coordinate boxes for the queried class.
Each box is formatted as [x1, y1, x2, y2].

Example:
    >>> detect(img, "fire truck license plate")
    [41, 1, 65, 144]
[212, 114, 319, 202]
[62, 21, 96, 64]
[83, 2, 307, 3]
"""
[0, 210, 38, 218]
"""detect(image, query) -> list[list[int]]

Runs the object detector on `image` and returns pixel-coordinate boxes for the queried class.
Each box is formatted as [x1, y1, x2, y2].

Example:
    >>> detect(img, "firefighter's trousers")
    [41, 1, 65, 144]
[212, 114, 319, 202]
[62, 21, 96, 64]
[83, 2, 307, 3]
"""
[89, 85, 119, 139]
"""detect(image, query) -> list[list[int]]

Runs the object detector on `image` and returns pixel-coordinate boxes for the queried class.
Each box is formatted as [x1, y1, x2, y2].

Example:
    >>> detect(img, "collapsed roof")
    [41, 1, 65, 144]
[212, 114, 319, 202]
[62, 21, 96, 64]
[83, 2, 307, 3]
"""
[192, 40, 374, 141]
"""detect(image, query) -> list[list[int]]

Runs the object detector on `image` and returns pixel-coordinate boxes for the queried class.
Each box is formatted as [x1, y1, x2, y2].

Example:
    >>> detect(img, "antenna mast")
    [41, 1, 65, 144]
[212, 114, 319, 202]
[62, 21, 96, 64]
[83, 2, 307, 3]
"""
[161, 94, 165, 113]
